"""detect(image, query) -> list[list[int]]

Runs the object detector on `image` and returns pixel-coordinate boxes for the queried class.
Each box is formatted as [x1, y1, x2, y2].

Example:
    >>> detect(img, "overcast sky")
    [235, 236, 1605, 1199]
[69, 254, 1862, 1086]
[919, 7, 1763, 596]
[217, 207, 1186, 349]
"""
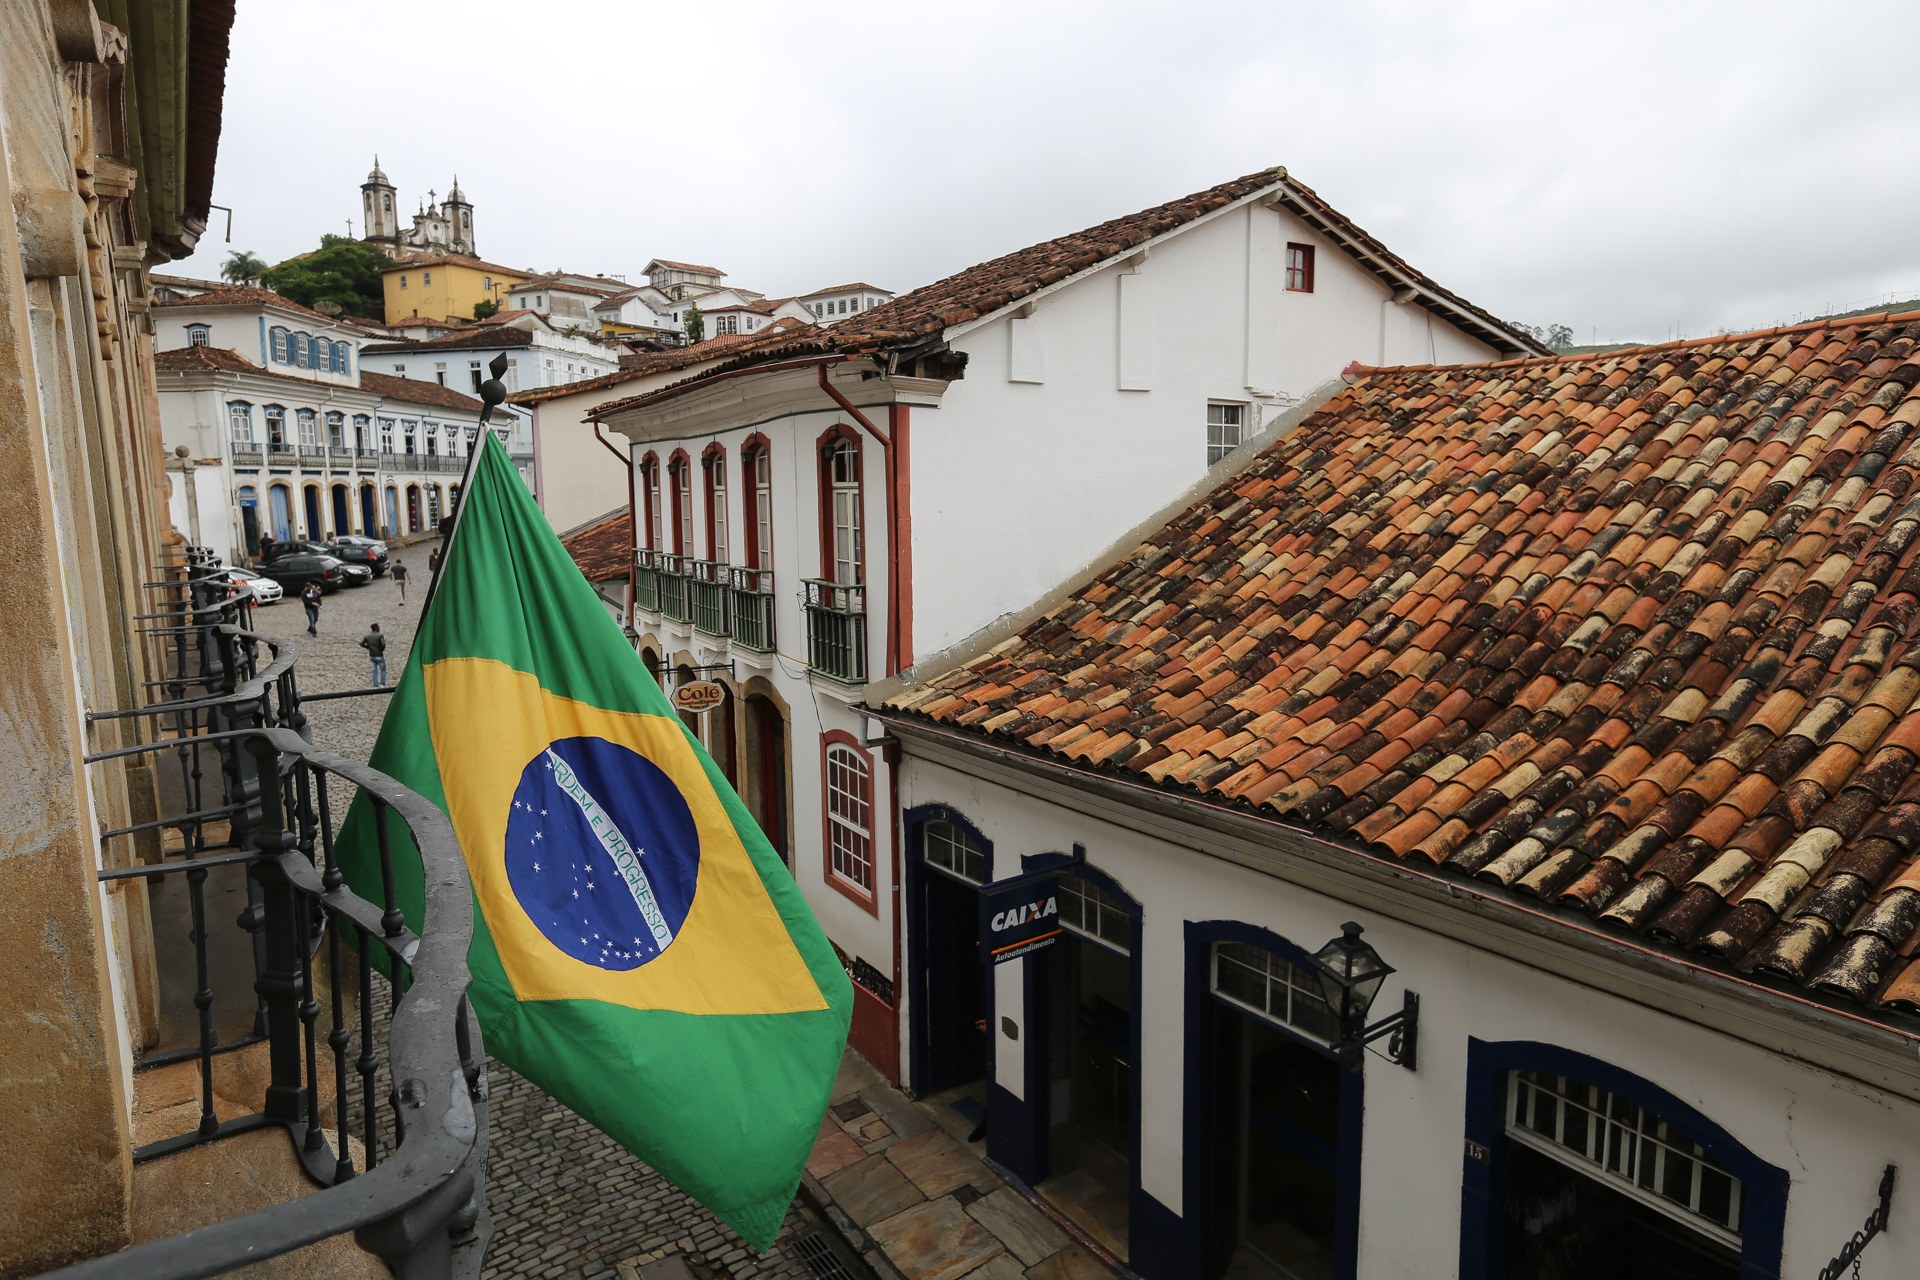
[175, 0, 1920, 345]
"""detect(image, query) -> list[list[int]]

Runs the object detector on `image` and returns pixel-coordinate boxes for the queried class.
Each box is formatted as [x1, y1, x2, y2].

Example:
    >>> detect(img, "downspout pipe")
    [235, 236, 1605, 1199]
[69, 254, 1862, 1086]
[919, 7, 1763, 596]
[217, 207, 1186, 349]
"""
[595, 419, 637, 635]
[815, 363, 899, 678]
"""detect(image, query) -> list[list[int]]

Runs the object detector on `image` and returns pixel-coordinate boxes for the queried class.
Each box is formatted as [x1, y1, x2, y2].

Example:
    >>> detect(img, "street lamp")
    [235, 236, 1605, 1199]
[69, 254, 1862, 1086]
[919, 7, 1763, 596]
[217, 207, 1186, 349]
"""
[1312, 922, 1418, 1071]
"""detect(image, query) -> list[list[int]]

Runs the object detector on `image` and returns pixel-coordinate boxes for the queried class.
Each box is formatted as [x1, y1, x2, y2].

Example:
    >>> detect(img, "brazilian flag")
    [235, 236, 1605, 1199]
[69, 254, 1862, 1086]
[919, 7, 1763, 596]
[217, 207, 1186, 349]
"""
[335, 430, 852, 1249]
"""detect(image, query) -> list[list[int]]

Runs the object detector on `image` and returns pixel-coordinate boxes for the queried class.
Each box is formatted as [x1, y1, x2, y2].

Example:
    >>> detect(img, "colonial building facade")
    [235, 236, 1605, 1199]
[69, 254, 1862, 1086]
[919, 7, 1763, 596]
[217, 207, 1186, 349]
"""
[588, 168, 1542, 1081]
[868, 314, 1920, 1279]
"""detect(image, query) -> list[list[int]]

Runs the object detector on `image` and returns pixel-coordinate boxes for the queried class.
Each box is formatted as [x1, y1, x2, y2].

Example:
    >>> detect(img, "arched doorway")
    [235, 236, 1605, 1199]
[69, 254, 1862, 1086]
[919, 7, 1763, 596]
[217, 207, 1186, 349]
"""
[237, 485, 260, 558]
[709, 680, 737, 786]
[744, 693, 787, 863]
[302, 485, 323, 541]
[406, 484, 421, 532]
[360, 484, 378, 538]
[384, 486, 399, 538]
[639, 645, 664, 688]
[426, 484, 442, 528]
[332, 484, 351, 536]
[268, 484, 293, 542]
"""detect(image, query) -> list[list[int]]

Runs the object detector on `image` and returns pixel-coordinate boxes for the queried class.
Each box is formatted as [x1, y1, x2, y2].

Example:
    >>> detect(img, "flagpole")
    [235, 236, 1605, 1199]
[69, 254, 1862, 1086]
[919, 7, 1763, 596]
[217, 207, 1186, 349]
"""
[420, 353, 508, 620]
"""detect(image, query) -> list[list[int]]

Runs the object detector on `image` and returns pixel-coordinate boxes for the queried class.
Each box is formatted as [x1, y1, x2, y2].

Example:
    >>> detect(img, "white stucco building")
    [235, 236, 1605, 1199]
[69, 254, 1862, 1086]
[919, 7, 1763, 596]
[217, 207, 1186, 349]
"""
[584, 167, 1543, 1087]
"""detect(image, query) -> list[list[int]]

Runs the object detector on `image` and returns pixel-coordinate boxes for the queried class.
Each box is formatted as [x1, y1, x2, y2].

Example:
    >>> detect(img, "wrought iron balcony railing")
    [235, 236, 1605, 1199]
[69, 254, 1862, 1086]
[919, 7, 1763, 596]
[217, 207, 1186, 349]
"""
[689, 560, 730, 637]
[658, 553, 693, 624]
[803, 578, 867, 683]
[633, 548, 661, 614]
[730, 567, 776, 653]
[47, 558, 488, 1278]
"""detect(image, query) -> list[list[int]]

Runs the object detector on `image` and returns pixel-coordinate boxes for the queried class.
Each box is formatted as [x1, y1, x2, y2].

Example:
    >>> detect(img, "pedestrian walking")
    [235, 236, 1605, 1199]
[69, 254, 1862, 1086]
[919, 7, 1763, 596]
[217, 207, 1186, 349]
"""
[301, 580, 322, 635]
[392, 557, 410, 605]
[257, 531, 276, 563]
[428, 547, 441, 575]
[360, 623, 388, 687]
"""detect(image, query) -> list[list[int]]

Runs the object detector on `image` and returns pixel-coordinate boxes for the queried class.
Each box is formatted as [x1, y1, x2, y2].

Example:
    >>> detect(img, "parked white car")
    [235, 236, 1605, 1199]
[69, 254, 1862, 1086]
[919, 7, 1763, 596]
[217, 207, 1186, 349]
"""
[224, 567, 283, 605]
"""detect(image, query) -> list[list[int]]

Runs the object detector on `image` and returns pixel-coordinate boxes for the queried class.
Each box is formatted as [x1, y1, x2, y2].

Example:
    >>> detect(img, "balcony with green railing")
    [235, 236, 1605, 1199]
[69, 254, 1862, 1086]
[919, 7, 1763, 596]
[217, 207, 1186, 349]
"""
[659, 553, 693, 623]
[633, 548, 662, 614]
[803, 579, 867, 683]
[689, 560, 731, 637]
[730, 567, 776, 653]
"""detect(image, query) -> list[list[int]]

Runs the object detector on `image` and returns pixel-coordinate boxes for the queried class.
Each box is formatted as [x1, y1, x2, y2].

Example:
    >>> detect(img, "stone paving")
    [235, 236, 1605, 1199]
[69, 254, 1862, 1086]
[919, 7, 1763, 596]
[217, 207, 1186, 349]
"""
[289, 541, 852, 1280]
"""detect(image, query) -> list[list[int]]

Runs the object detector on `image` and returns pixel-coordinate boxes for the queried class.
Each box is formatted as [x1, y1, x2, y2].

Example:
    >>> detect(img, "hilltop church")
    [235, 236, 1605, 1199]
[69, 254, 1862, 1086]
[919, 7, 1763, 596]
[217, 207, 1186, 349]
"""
[359, 158, 476, 258]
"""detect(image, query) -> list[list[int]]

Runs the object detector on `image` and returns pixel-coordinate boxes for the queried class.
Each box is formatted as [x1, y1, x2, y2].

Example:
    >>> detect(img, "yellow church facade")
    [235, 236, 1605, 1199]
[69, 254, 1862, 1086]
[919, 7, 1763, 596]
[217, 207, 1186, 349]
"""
[380, 255, 529, 325]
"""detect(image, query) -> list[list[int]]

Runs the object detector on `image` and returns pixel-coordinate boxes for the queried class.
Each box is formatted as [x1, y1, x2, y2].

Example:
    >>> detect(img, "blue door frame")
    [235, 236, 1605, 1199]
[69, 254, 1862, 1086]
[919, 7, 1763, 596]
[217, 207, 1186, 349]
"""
[1458, 1039, 1788, 1280]
[902, 804, 995, 1101]
[1179, 920, 1363, 1280]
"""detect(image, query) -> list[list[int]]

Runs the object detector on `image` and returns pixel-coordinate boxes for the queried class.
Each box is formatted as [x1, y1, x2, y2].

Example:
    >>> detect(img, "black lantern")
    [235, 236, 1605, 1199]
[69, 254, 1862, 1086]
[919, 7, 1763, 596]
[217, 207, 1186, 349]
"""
[1312, 922, 1418, 1071]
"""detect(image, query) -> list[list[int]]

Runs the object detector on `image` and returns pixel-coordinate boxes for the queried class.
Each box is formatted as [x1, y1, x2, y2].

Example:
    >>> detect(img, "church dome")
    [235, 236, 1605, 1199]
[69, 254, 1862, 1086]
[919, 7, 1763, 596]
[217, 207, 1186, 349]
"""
[366, 155, 389, 184]
[448, 174, 467, 203]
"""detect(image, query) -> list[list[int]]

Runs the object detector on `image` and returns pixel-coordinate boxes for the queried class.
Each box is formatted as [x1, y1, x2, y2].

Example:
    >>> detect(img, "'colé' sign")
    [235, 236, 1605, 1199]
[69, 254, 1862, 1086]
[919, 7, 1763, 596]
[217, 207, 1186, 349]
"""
[978, 874, 1061, 965]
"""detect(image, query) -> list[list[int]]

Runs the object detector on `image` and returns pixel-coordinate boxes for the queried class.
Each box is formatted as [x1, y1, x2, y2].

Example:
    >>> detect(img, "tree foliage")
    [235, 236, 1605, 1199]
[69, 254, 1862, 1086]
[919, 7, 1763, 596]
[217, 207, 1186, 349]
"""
[683, 303, 704, 344]
[221, 250, 269, 284]
[473, 299, 500, 320]
[259, 235, 390, 319]
[1515, 321, 1575, 350]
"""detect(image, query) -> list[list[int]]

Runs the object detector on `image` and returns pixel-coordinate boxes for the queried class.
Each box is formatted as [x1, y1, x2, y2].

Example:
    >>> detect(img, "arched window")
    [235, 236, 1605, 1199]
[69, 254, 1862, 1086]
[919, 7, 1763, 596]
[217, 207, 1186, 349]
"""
[668, 452, 691, 556]
[227, 401, 254, 445]
[187, 324, 210, 346]
[378, 417, 395, 452]
[819, 432, 862, 584]
[424, 422, 439, 457]
[351, 414, 370, 452]
[270, 327, 288, 362]
[639, 453, 661, 550]
[402, 420, 418, 454]
[296, 409, 318, 449]
[743, 436, 772, 570]
[923, 819, 987, 884]
[325, 411, 344, 449]
[823, 735, 874, 898]
[1058, 871, 1132, 953]
[264, 405, 287, 449]
[704, 445, 728, 564]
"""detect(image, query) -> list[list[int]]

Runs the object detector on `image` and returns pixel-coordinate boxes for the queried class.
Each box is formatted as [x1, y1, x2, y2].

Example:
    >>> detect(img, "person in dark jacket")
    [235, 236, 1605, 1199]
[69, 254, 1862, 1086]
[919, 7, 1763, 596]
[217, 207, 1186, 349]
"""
[360, 623, 388, 686]
[301, 581, 322, 635]
[392, 557, 410, 605]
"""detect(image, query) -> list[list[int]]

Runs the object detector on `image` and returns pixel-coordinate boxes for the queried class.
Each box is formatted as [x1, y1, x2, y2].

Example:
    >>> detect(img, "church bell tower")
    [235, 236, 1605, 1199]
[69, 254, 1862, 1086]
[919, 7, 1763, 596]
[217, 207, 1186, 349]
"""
[361, 157, 399, 248]
[444, 175, 475, 256]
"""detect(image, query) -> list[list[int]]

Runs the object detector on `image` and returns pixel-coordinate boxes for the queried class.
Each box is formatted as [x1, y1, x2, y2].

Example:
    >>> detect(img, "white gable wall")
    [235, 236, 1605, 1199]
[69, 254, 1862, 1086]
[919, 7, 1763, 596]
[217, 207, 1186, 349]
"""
[909, 200, 1504, 665]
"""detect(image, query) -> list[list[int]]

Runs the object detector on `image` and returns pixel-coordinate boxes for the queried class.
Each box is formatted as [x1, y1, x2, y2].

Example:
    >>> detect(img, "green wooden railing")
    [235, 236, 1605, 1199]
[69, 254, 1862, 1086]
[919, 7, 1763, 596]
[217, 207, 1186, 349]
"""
[803, 579, 867, 683]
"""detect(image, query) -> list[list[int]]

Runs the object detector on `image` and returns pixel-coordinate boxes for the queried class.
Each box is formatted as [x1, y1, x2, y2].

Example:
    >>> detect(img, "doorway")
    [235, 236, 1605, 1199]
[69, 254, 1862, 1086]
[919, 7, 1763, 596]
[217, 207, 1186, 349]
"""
[360, 485, 377, 538]
[303, 486, 322, 540]
[332, 484, 351, 536]
[746, 694, 788, 863]
[911, 815, 991, 1103]
[237, 485, 260, 557]
[1035, 870, 1138, 1262]
[269, 484, 292, 542]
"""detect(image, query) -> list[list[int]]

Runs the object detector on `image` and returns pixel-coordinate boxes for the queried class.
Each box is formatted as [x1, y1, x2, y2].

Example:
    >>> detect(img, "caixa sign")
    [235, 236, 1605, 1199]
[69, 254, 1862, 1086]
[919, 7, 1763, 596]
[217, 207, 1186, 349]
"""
[979, 874, 1061, 965]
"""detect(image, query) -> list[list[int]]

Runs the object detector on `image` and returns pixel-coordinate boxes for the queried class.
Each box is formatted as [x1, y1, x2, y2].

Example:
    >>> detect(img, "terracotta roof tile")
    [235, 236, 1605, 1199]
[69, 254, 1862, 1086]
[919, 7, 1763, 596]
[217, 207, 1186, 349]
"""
[152, 283, 337, 324]
[525, 319, 812, 409]
[357, 370, 485, 412]
[886, 310, 1920, 1029]
[560, 508, 631, 582]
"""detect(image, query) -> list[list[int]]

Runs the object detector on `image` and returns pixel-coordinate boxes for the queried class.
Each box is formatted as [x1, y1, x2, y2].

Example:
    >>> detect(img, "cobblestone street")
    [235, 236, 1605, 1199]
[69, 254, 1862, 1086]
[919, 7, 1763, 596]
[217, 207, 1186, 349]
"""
[287, 538, 840, 1280]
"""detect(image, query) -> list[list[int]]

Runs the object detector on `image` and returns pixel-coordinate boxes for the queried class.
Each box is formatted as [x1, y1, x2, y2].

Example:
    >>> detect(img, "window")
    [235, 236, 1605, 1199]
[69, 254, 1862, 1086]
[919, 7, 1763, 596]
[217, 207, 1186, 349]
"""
[641, 455, 661, 550]
[297, 409, 318, 448]
[227, 402, 254, 445]
[1056, 873, 1130, 951]
[403, 420, 418, 454]
[669, 454, 691, 555]
[825, 741, 874, 894]
[716, 314, 738, 335]
[294, 334, 309, 368]
[425, 424, 439, 456]
[483, 276, 492, 290]
[1207, 403, 1245, 466]
[400, 274, 408, 289]
[270, 328, 288, 361]
[422, 271, 432, 285]
[352, 415, 370, 451]
[924, 819, 987, 884]
[1286, 243, 1315, 293]
[1508, 1071, 1745, 1243]
[470, 361, 483, 393]
[838, 299, 847, 314]
[378, 417, 395, 452]
[325, 412, 344, 449]
[187, 324, 210, 346]
[745, 443, 772, 570]
[705, 449, 729, 564]
[823, 437, 862, 584]
[1212, 941, 1339, 1041]
[264, 406, 287, 449]
[435, 363, 447, 386]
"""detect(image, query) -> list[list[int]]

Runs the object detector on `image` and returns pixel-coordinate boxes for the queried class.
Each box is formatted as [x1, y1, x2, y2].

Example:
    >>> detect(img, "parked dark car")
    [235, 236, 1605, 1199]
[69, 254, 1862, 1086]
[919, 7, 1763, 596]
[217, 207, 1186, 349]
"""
[257, 554, 349, 594]
[327, 537, 390, 576]
[339, 562, 374, 587]
[261, 539, 330, 561]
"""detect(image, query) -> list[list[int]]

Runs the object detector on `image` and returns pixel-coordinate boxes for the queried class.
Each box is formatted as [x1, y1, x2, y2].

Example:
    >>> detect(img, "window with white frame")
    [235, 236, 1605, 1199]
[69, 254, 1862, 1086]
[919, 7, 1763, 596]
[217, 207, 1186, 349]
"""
[296, 410, 318, 448]
[1212, 941, 1339, 1041]
[1507, 1071, 1745, 1244]
[424, 422, 439, 456]
[352, 415, 370, 451]
[400, 274, 408, 289]
[826, 742, 873, 893]
[378, 417, 395, 452]
[270, 328, 288, 362]
[434, 362, 447, 386]
[294, 334, 310, 369]
[1056, 873, 1129, 951]
[228, 402, 254, 445]
[423, 271, 432, 285]
[923, 820, 987, 884]
[825, 438, 861, 584]
[325, 412, 344, 449]
[752, 446, 772, 570]
[264, 406, 287, 449]
[187, 325, 210, 346]
[403, 420, 418, 454]
[646, 458, 662, 550]
[1207, 403, 1245, 466]
[470, 361, 483, 394]
[708, 455, 728, 564]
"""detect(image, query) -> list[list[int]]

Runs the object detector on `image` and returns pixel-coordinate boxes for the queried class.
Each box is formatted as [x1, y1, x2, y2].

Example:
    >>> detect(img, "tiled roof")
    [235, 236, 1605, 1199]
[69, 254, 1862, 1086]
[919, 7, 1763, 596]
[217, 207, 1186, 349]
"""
[519, 320, 809, 407]
[360, 329, 536, 355]
[512, 274, 623, 297]
[379, 253, 533, 277]
[560, 508, 632, 582]
[648, 259, 723, 275]
[819, 168, 1542, 358]
[152, 283, 338, 324]
[803, 282, 889, 296]
[885, 311, 1920, 1024]
[358, 370, 486, 412]
[471, 309, 540, 326]
[155, 344, 267, 374]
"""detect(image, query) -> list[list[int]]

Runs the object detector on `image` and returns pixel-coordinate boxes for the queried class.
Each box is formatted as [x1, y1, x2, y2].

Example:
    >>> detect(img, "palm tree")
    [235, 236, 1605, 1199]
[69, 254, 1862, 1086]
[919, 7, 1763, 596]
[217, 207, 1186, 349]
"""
[221, 250, 270, 285]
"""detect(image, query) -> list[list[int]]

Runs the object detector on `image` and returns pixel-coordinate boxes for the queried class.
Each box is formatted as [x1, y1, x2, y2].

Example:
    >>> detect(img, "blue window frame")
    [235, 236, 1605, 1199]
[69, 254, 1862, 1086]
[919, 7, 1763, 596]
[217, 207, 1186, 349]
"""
[187, 324, 210, 346]
[270, 327, 287, 362]
[1458, 1040, 1787, 1280]
[227, 401, 254, 445]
